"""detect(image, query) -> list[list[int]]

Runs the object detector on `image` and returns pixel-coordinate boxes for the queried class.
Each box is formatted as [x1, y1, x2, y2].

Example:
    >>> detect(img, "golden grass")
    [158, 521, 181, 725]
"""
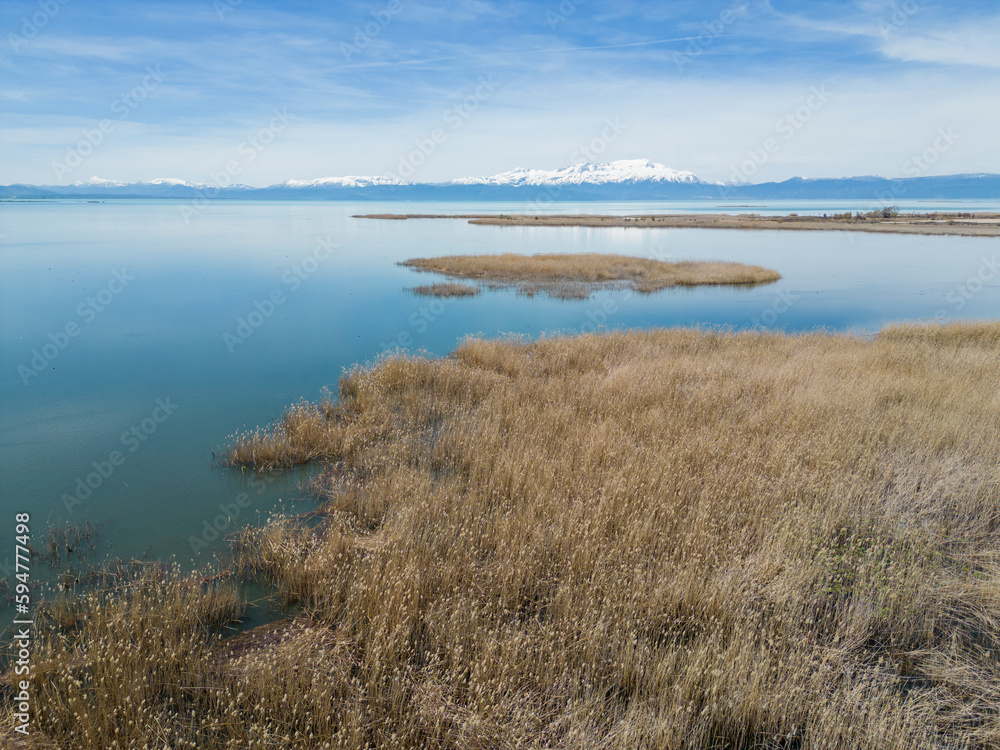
[5, 566, 244, 749]
[402, 253, 781, 298]
[410, 281, 480, 297]
[9, 321, 1000, 748]
[222, 399, 341, 470]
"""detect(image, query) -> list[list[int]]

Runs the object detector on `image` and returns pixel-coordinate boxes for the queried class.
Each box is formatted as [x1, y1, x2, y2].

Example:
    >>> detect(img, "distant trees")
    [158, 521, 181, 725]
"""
[852, 206, 900, 221]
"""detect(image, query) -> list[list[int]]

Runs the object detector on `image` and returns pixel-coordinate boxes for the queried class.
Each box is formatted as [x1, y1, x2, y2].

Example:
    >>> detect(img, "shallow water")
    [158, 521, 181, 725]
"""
[1, 199, 998, 583]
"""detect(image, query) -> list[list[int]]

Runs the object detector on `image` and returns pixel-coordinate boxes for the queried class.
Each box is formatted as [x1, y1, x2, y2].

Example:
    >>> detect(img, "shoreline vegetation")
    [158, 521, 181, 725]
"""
[402, 253, 781, 299]
[409, 281, 481, 298]
[354, 210, 1000, 236]
[9, 322, 1000, 748]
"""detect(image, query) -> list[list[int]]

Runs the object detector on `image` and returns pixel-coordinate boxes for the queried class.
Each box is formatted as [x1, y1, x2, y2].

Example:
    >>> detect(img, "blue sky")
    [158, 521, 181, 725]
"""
[2, 0, 998, 185]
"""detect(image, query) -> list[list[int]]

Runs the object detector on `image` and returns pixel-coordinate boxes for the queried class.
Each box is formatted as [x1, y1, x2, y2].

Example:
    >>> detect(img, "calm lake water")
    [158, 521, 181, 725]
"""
[1, 199, 998, 589]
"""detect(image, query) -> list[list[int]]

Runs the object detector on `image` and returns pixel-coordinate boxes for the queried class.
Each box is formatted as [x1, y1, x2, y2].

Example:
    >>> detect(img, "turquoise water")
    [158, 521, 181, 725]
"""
[1, 199, 998, 587]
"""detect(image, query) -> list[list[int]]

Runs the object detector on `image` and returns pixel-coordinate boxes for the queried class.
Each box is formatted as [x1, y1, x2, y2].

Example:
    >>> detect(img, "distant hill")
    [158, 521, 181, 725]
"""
[3, 160, 999, 201]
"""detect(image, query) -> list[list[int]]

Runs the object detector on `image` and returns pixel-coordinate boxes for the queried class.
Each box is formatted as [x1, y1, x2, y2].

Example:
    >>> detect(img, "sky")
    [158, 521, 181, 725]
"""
[1, 0, 998, 186]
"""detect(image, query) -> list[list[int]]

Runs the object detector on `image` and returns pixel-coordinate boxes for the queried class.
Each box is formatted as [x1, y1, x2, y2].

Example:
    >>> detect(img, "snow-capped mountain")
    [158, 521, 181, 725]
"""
[5, 162, 998, 200]
[451, 159, 700, 187]
[73, 176, 127, 187]
[274, 176, 409, 189]
[63, 176, 259, 193]
[142, 177, 195, 186]
[74, 176, 204, 188]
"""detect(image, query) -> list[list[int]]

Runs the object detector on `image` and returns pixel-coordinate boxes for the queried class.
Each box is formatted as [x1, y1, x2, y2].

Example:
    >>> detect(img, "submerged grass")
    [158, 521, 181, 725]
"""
[7, 321, 1000, 748]
[410, 282, 481, 298]
[402, 253, 781, 298]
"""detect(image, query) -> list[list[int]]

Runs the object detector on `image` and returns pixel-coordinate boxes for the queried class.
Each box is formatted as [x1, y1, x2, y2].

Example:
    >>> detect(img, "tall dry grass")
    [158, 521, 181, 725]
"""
[402, 253, 781, 298]
[7, 321, 1000, 748]
[4, 565, 244, 749]
[222, 398, 343, 470]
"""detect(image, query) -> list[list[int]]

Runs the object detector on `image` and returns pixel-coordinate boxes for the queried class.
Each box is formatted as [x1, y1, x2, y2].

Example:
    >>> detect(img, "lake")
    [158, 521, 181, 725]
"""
[1, 199, 998, 585]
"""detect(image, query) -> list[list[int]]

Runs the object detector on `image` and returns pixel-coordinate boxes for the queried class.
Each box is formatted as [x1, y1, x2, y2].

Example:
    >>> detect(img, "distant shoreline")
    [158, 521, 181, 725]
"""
[354, 212, 1000, 237]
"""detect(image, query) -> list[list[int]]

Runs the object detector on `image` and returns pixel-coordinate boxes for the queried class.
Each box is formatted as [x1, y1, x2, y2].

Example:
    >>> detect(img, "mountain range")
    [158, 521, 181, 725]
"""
[3, 159, 999, 201]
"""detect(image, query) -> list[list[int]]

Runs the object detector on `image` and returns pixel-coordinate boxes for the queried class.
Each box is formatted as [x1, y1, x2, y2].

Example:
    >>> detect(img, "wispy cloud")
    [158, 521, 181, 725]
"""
[339, 36, 732, 69]
[760, 1, 1000, 69]
[1, 0, 997, 184]
[881, 24, 1000, 69]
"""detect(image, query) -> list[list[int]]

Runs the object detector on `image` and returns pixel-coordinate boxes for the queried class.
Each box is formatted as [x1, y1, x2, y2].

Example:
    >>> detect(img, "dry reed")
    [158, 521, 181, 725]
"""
[7, 321, 1000, 748]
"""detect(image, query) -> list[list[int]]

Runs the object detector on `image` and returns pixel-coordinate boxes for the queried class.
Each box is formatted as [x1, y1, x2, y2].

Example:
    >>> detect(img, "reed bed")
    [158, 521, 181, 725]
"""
[402, 253, 781, 298]
[7, 321, 1000, 748]
[222, 398, 342, 470]
[4, 566, 244, 749]
[410, 282, 481, 298]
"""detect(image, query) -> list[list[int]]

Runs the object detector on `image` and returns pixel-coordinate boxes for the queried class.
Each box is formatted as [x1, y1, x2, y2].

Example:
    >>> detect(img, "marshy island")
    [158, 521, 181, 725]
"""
[403, 253, 781, 299]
